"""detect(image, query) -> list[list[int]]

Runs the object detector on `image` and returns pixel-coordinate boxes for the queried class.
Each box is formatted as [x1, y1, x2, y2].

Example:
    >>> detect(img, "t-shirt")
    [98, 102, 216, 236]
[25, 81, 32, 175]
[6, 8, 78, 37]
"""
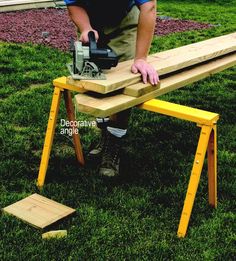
[64, 0, 150, 7]
[64, 0, 151, 28]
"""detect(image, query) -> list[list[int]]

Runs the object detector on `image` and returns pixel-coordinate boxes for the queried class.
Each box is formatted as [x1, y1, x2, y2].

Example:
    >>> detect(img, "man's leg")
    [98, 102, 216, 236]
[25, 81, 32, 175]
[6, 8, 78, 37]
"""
[88, 117, 110, 160]
[99, 7, 139, 176]
[98, 109, 131, 176]
[89, 6, 139, 176]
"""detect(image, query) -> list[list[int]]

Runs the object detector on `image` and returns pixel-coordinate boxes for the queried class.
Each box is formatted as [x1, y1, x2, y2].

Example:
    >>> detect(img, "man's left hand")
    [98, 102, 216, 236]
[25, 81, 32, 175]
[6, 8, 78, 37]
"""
[131, 59, 159, 85]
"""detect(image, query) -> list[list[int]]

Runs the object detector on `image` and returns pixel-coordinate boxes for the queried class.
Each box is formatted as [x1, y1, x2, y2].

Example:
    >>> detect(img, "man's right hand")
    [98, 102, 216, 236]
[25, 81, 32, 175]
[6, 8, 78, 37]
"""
[67, 5, 99, 44]
[80, 29, 99, 44]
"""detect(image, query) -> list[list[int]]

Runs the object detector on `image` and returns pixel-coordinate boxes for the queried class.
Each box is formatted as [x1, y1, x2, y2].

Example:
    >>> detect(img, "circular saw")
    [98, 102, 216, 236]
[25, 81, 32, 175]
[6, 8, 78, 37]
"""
[67, 31, 118, 80]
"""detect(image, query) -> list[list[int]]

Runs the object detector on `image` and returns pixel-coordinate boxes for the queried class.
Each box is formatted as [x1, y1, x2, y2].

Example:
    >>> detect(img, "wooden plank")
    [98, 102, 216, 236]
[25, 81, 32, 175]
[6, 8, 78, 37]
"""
[0, 0, 65, 11]
[2, 194, 75, 229]
[69, 33, 236, 94]
[0, 3, 54, 11]
[42, 230, 67, 239]
[0, 0, 63, 5]
[68, 75, 160, 97]
[74, 52, 236, 117]
[123, 82, 160, 97]
[0, 0, 53, 6]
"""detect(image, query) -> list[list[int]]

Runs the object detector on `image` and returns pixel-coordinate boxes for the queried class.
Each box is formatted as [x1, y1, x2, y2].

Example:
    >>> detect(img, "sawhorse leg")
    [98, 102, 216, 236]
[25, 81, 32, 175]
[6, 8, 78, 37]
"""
[139, 99, 219, 237]
[207, 125, 217, 207]
[63, 89, 85, 165]
[37, 86, 61, 189]
[37, 86, 84, 189]
[177, 124, 217, 237]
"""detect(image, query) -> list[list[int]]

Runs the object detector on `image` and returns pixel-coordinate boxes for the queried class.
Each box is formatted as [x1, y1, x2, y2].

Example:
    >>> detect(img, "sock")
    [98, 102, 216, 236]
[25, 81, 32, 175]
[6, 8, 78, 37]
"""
[107, 126, 127, 138]
[96, 117, 110, 129]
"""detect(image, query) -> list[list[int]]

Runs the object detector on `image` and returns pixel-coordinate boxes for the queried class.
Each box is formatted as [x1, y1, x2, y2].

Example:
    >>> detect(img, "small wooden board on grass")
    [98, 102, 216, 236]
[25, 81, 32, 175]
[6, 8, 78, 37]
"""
[2, 193, 75, 229]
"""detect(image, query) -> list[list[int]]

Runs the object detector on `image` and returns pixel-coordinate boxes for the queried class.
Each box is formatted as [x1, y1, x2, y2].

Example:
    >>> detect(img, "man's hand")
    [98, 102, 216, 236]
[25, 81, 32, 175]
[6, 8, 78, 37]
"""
[67, 5, 99, 44]
[132, 1, 158, 85]
[80, 29, 99, 44]
[131, 59, 159, 85]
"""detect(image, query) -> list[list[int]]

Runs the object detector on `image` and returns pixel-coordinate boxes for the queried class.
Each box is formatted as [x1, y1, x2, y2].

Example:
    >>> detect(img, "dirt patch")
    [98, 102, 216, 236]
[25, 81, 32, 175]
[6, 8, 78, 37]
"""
[0, 8, 213, 51]
[155, 16, 212, 36]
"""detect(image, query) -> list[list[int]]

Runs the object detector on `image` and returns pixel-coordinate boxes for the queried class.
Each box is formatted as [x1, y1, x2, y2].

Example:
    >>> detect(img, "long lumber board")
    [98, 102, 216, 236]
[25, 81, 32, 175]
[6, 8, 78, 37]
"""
[0, 0, 64, 11]
[74, 52, 236, 117]
[0, 0, 52, 5]
[69, 33, 236, 94]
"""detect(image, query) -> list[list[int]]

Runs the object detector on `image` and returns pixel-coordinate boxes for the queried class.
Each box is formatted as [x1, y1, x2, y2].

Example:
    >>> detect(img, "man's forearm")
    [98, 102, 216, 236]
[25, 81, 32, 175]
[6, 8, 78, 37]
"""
[67, 5, 92, 32]
[135, 1, 156, 60]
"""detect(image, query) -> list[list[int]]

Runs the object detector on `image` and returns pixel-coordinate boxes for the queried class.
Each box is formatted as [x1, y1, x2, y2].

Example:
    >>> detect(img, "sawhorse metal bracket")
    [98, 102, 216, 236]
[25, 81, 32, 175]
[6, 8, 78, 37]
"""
[139, 99, 219, 237]
[37, 77, 219, 238]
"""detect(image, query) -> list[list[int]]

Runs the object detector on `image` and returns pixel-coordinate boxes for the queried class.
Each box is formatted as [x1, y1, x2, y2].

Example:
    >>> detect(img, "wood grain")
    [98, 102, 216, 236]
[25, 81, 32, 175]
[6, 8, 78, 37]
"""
[74, 52, 236, 117]
[70, 33, 236, 94]
[123, 82, 160, 97]
[2, 194, 75, 229]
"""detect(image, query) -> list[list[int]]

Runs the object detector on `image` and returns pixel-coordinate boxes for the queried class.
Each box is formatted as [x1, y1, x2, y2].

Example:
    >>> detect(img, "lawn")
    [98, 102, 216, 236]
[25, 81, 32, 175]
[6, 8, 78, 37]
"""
[0, 0, 236, 260]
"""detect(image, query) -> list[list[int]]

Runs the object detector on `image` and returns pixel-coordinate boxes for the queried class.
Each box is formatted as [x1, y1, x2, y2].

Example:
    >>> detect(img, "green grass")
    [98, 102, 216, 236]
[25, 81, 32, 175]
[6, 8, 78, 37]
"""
[0, 1, 236, 260]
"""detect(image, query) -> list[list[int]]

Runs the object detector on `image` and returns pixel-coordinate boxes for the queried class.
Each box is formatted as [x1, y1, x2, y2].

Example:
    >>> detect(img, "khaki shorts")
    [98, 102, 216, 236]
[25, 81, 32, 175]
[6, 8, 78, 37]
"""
[76, 6, 139, 120]
[98, 6, 139, 62]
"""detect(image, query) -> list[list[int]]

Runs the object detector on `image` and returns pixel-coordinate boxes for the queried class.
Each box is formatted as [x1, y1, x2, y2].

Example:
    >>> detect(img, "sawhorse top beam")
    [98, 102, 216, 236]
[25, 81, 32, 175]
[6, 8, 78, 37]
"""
[139, 99, 219, 126]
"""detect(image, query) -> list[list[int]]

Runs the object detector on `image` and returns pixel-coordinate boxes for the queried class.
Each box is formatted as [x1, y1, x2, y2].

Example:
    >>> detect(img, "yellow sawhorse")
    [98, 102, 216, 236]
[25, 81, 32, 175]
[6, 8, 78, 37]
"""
[37, 77, 86, 188]
[37, 77, 219, 238]
[139, 99, 219, 237]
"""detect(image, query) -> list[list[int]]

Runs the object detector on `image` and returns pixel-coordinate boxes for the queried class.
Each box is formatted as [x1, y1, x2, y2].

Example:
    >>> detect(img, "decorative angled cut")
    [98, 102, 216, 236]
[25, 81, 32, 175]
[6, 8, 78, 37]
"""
[2, 194, 76, 229]
[68, 32, 236, 94]
[74, 52, 236, 117]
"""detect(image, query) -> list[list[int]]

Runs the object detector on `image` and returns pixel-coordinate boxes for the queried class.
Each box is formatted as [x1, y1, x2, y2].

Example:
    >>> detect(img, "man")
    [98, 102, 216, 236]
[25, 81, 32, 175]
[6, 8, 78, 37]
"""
[64, 0, 159, 176]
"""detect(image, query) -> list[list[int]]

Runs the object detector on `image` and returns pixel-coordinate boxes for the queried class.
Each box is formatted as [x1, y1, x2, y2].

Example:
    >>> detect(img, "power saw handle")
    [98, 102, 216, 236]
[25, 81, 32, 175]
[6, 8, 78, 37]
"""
[88, 31, 112, 58]
[88, 31, 97, 51]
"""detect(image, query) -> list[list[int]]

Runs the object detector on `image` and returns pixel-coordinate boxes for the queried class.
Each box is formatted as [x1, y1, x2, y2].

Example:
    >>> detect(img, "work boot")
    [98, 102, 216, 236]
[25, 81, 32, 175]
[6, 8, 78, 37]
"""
[99, 132, 121, 177]
[88, 117, 108, 162]
[88, 130, 107, 160]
